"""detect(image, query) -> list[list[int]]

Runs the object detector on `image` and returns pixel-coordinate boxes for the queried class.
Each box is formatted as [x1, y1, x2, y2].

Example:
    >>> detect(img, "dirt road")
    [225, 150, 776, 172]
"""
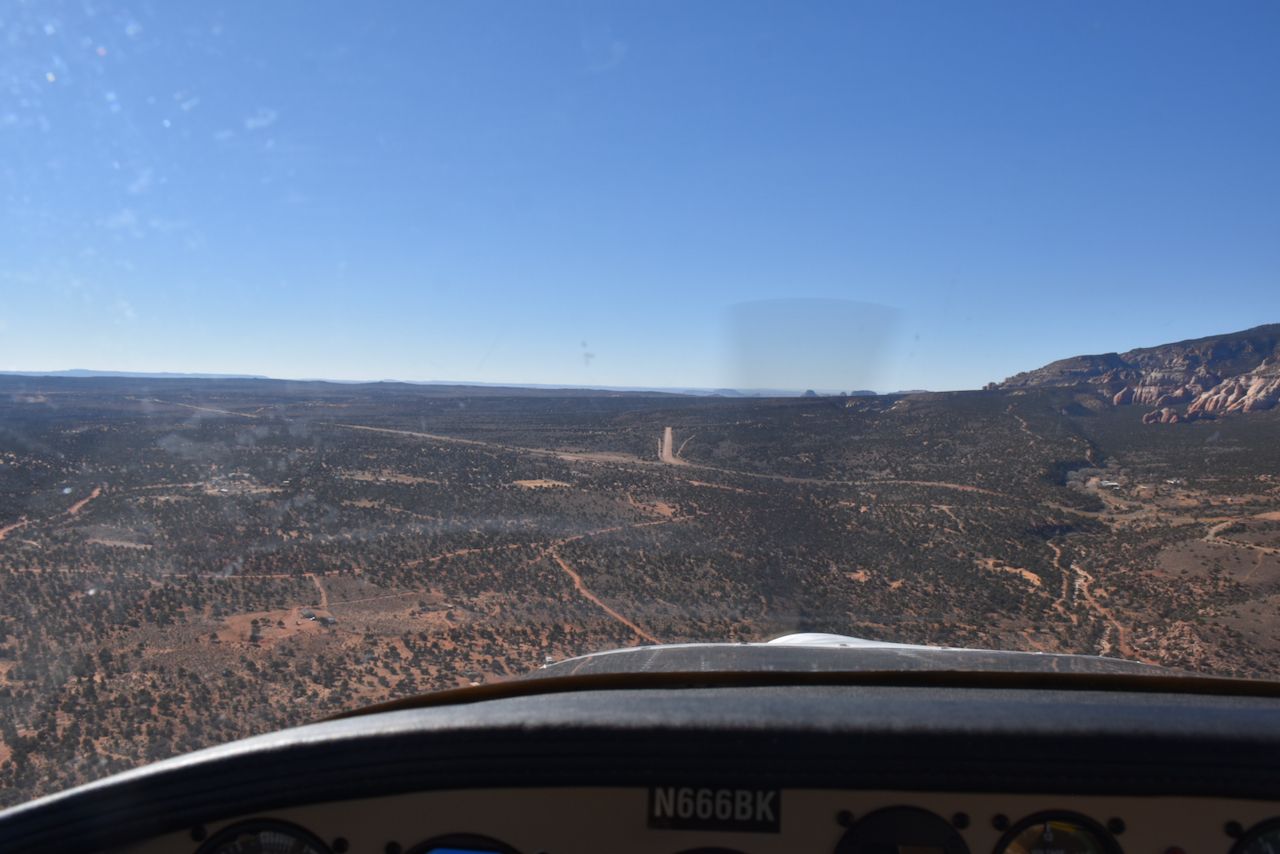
[156, 400, 260, 419]
[0, 519, 30, 542]
[1007, 405, 1035, 439]
[66, 485, 102, 516]
[1072, 564, 1137, 659]
[1, 484, 105, 544]
[547, 546, 659, 644]
[1047, 541, 1079, 625]
[308, 572, 328, 609]
[1205, 519, 1280, 556]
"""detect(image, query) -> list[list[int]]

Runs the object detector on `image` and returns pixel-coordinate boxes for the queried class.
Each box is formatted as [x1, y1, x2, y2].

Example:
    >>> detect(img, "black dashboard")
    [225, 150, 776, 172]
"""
[1, 643, 1278, 854]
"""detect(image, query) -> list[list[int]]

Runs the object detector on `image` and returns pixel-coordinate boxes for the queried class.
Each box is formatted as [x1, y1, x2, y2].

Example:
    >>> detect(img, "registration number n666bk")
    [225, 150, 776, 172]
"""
[647, 787, 782, 833]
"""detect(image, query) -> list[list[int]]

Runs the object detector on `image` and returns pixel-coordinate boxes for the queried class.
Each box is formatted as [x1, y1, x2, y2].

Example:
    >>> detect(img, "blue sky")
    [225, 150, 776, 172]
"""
[2, 1, 1277, 392]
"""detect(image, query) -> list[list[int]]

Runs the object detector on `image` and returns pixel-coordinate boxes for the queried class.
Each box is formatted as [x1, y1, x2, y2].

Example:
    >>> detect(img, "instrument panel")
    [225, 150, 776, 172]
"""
[124, 789, 1280, 854]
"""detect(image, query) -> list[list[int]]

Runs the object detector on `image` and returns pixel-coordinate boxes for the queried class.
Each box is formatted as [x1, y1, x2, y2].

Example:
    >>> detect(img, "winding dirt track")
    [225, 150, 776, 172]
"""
[66, 485, 102, 516]
[309, 573, 328, 609]
[1046, 539, 1144, 659]
[1, 484, 105, 544]
[655, 428, 1012, 497]
[1007, 405, 1035, 439]
[1047, 541, 1079, 625]
[1205, 519, 1280, 556]
[1072, 565, 1136, 659]
[547, 546, 659, 644]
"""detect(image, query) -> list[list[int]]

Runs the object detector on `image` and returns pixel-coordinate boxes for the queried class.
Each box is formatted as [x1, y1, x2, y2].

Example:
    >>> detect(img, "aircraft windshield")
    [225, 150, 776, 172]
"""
[1, 1, 1278, 807]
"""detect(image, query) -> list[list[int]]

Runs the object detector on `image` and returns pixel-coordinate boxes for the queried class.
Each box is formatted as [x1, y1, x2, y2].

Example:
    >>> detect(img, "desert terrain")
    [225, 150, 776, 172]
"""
[1, 375, 1278, 804]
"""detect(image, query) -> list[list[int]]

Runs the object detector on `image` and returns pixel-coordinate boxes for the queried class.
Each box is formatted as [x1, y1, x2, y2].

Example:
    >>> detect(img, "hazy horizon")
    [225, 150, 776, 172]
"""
[6, 319, 1275, 394]
[0, 366, 879, 395]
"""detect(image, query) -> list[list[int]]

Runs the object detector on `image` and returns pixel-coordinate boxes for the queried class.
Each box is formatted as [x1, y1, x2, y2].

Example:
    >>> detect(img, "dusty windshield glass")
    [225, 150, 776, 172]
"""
[2, 1, 1279, 807]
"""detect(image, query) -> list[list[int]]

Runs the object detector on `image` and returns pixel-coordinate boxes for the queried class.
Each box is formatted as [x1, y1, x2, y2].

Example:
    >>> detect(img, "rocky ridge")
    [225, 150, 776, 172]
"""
[994, 324, 1280, 424]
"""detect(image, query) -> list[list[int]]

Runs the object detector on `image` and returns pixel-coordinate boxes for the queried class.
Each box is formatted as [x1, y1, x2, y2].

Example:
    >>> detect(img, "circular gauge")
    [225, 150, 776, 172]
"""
[836, 806, 970, 854]
[406, 834, 521, 854]
[994, 812, 1120, 854]
[1231, 818, 1280, 854]
[195, 819, 331, 854]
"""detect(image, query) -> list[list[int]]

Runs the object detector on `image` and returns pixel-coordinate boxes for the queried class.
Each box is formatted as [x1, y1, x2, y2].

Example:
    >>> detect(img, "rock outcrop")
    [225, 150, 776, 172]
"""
[1142, 407, 1181, 425]
[996, 324, 1280, 424]
[1185, 358, 1280, 417]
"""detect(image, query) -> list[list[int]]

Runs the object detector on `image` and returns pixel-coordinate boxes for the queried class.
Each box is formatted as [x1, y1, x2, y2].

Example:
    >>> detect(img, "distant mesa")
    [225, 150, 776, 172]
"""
[793, 389, 879, 399]
[994, 323, 1280, 424]
[0, 372, 842, 399]
[0, 369, 271, 380]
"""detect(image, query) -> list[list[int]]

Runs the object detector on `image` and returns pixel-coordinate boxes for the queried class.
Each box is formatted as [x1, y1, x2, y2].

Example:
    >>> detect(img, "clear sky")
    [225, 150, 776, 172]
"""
[3, 1, 1278, 392]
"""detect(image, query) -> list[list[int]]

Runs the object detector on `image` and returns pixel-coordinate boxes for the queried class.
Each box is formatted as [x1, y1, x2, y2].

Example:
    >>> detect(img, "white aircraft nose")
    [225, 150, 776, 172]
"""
[766, 632, 952, 651]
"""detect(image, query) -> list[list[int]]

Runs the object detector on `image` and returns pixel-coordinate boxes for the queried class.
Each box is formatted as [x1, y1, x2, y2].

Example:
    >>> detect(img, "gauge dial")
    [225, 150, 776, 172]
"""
[836, 806, 970, 854]
[195, 819, 331, 854]
[1231, 818, 1280, 854]
[406, 834, 522, 854]
[994, 812, 1120, 854]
